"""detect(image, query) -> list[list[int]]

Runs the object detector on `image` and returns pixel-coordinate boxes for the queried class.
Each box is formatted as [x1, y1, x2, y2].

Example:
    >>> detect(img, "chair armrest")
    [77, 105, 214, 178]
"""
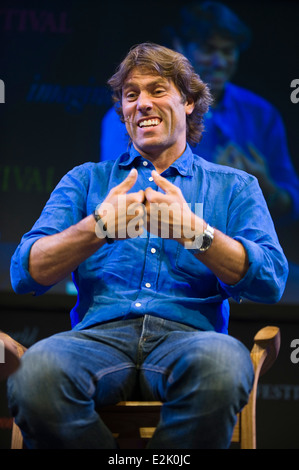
[239, 325, 280, 449]
[0, 331, 27, 381]
[250, 326, 280, 377]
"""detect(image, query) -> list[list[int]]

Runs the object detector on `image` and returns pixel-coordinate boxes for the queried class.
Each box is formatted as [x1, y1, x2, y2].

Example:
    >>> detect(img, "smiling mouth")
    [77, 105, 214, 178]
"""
[138, 118, 161, 128]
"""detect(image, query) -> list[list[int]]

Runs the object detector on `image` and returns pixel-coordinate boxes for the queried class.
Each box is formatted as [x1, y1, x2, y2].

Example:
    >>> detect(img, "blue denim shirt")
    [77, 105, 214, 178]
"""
[10, 144, 288, 333]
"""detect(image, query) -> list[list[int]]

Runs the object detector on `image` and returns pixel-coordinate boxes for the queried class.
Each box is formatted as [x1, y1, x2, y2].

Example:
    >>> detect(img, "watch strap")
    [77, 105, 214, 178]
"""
[93, 210, 114, 244]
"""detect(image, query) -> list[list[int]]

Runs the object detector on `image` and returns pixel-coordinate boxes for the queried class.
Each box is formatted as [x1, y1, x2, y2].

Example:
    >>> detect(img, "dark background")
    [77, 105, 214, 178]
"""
[0, 0, 299, 449]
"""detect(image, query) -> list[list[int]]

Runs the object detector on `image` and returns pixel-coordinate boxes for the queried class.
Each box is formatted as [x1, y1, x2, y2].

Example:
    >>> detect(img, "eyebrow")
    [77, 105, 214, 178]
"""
[123, 77, 169, 91]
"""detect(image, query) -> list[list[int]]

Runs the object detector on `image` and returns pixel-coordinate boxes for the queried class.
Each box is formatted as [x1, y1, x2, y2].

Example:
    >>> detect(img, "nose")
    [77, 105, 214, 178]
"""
[136, 91, 153, 112]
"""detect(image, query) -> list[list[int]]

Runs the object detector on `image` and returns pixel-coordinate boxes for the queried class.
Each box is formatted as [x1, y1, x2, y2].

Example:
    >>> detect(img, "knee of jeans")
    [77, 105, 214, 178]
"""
[168, 335, 253, 399]
[7, 346, 72, 418]
[217, 336, 254, 392]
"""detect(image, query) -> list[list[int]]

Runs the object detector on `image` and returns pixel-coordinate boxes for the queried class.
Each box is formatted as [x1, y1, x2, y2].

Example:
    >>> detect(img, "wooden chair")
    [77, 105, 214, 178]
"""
[1, 326, 280, 449]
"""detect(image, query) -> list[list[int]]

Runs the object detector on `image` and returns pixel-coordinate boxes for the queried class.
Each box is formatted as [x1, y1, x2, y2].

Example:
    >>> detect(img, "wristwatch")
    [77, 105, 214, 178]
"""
[191, 224, 214, 253]
[93, 209, 114, 244]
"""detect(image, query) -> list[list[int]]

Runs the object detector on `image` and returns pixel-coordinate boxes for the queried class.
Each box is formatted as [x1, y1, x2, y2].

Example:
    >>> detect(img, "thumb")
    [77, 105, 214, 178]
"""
[151, 170, 174, 194]
[117, 168, 138, 194]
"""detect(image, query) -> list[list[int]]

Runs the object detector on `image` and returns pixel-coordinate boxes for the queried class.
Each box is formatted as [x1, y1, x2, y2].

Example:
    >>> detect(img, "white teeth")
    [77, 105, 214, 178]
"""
[138, 119, 160, 128]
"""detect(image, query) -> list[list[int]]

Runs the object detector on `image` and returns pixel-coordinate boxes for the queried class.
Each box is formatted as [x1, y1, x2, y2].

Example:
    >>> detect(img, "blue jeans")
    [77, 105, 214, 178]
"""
[7, 315, 254, 449]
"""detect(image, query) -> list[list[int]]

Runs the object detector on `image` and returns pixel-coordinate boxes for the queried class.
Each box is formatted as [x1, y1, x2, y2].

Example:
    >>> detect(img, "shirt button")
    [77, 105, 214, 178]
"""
[143, 161, 148, 166]
[135, 302, 142, 307]
[145, 283, 151, 288]
[148, 176, 153, 182]
[150, 248, 156, 254]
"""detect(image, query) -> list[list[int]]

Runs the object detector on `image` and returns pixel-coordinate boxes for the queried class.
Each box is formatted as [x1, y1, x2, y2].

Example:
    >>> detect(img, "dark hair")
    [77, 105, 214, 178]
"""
[170, 1, 252, 51]
[107, 42, 212, 146]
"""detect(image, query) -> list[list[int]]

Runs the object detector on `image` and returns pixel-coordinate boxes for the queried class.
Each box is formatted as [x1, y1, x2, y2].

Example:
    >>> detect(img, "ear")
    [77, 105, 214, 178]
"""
[185, 97, 195, 115]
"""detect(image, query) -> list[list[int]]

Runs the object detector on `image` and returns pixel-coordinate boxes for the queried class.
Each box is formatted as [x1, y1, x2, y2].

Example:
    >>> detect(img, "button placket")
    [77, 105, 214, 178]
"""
[130, 162, 160, 311]
[131, 238, 161, 312]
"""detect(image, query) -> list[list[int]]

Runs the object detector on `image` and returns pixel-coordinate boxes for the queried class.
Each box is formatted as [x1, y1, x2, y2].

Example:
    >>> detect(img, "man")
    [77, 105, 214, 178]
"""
[8, 43, 288, 449]
[100, 2, 299, 224]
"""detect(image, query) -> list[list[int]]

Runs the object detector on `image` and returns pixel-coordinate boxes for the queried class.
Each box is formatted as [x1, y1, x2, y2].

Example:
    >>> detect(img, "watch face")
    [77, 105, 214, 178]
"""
[201, 234, 211, 250]
[194, 232, 212, 251]
[192, 225, 214, 252]
[195, 233, 204, 249]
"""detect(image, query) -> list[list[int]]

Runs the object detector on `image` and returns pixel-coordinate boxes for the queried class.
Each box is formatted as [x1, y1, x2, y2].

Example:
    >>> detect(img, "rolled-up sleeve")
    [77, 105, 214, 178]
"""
[217, 174, 289, 303]
[10, 164, 89, 295]
[10, 233, 55, 295]
[218, 236, 288, 303]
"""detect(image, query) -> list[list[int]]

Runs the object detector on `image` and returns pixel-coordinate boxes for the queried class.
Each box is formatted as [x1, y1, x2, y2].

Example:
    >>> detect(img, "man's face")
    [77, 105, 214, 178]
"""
[121, 68, 194, 159]
[186, 34, 239, 100]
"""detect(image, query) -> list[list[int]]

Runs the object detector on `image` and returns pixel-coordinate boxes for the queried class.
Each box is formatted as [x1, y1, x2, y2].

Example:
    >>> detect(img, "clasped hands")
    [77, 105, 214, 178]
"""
[95, 168, 204, 246]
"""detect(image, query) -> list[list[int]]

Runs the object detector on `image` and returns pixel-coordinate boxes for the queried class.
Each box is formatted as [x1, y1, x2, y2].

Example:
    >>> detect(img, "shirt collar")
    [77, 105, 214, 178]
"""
[118, 144, 194, 177]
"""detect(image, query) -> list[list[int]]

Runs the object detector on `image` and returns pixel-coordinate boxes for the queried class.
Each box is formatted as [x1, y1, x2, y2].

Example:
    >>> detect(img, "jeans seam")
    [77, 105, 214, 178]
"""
[141, 364, 171, 377]
[88, 363, 136, 396]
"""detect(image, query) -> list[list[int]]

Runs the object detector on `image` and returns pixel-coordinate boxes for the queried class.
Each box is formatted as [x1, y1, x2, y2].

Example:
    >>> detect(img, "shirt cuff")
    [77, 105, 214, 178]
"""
[217, 236, 265, 303]
[10, 235, 53, 296]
